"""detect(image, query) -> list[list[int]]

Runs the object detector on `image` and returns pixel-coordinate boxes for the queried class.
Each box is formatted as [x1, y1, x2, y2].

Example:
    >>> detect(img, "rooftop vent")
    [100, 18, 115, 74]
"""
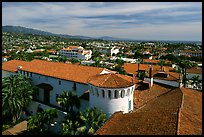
[17, 66, 22, 70]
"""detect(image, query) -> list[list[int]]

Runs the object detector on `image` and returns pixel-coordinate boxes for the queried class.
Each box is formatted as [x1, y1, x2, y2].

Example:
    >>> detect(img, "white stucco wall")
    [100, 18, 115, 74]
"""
[186, 73, 202, 80]
[2, 70, 17, 79]
[153, 78, 180, 87]
[20, 70, 89, 109]
[89, 84, 135, 117]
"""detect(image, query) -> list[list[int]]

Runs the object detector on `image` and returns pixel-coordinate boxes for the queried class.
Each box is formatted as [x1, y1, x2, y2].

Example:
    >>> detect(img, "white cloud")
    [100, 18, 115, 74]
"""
[2, 2, 202, 41]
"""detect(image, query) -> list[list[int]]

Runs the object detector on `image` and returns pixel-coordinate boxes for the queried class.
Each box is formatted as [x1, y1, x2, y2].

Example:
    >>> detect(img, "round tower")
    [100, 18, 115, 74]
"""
[88, 73, 136, 117]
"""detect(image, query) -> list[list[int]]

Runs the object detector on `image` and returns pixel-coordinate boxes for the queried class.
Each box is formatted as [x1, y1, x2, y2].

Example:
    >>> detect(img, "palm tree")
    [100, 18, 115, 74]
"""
[57, 91, 80, 114]
[137, 58, 143, 72]
[191, 75, 200, 89]
[2, 74, 35, 123]
[79, 107, 107, 135]
[158, 59, 166, 71]
[178, 60, 193, 88]
[44, 108, 58, 131]
[27, 108, 58, 134]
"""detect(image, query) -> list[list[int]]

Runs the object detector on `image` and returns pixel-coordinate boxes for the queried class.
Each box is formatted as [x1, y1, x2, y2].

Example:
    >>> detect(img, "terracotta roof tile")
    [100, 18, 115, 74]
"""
[88, 73, 135, 88]
[2, 60, 30, 72]
[144, 59, 172, 64]
[2, 59, 104, 84]
[186, 67, 202, 74]
[123, 63, 173, 76]
[95, 86, 183, 135]
[178, 87, 202, 135]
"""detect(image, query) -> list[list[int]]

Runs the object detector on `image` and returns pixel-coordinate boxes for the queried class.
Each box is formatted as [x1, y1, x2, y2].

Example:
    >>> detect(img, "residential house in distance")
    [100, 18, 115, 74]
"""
[2, 59, 136, 133]
[59, 46, 92, 60]
[96, 46, 119, 56]
[174, 50, 202, 57]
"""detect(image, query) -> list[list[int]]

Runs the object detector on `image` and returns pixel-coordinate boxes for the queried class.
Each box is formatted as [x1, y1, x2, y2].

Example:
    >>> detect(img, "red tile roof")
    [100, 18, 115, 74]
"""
[123, 63, 174, 76]
[62, 46, 80, 50]
[186, 67, 202, 74]
[88, 73, 135, 88]
[2, 59, 105, 84]
[2, 60, 30, 72]
[95, 85, 183, 135]
[143, 59, 172, 64]
[178, 87, 202, 135]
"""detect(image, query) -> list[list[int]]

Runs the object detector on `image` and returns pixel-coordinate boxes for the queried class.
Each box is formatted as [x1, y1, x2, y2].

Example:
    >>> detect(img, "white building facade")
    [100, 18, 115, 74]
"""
[2, 59, 135, 133]
[59, 46, 92, 60]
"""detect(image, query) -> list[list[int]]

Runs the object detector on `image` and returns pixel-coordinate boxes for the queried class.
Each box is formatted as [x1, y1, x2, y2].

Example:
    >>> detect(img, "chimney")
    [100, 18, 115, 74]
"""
[17, 66, 22, 70]
[149, 67, 153, 87]
[17, 66, 22, 74]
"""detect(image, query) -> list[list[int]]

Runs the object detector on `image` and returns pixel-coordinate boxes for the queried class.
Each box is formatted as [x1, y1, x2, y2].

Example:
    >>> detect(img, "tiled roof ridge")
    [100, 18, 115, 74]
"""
[98, 73, 112, 87]
[112, 74, 119, 86]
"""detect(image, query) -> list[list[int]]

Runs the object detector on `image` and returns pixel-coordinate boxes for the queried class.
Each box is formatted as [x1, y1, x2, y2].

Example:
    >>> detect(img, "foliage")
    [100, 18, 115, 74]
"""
[57, 91, 80, 113]
[70, 58, 79, 64]
[114, 65, 127, 75]
[178, 60, 193, 87]
[79, 107, 107, 135]
[27, 108, 58, 134]
[2, 74, 35, 123]
[158, 59, 166, 71]
[115, 58, 125, 66]
[60, 107, 107, 135]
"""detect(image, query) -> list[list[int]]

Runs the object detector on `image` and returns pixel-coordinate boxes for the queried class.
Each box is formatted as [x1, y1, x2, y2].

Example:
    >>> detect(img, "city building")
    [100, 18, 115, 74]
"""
[174, 50, 202, 57]
[2, 59, 136, 133]
[59, 46, 92, 60]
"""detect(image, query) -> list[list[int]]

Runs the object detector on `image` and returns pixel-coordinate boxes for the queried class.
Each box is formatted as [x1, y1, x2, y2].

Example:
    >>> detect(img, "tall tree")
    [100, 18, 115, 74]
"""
[158, 59, 166, 71]
[2, 74, 35, 123]
[178, 60, 193, 88]
[137, 58, 143, 72]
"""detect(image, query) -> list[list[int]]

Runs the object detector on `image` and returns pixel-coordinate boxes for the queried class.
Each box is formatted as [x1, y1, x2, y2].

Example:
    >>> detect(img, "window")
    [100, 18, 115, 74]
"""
[127, 89, 130, 96]
[114, 90, 119, 99]
[30, 72, 32, 77]
[27, 72, 29, 77]
[59, 80, 61, 85]
[102, 90, 105, 98]
[96, 88, 99, 97]
[73, 83, 77, 90]
[108, 90, 111, 99]
[23, 71, 25, 75]
[121, 90, 125, 98]
[56, 94, 59, 102]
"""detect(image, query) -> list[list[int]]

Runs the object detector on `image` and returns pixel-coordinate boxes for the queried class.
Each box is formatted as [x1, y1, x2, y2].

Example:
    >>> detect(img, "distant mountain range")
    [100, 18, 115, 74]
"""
[2, 25, 123, 41]
[2, 25, 201, 44]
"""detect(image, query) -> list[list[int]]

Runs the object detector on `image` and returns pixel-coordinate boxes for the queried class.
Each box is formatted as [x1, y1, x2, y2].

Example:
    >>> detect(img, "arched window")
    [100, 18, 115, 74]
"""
[121, 90, 125, 98]
[127, 89, 130, 96]
[102, 90, 105, 98]
[114, 90, 119, 99]
[108, 90, 111, 99]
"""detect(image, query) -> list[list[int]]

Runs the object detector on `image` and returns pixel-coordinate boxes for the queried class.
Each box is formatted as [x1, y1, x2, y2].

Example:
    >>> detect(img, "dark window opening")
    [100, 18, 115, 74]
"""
[108, 90, 111, 99]
[73, 83, 77, 90]
[30, 72, 32, 77]
[59, 80, 61, 85]
[102, 90, 105, 98]
[114, 90, 119, 99]
[121, 90, 125, 98]
[56, 94, 59, 102]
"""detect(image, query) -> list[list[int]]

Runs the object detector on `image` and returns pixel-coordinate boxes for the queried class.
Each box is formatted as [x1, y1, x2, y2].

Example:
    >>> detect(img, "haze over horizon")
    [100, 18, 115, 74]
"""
[2, 2, 202, 41]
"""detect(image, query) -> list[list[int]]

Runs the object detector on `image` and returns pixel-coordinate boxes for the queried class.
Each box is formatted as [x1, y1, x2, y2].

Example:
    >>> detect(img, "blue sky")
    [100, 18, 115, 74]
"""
[2, 2, 202, 41]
